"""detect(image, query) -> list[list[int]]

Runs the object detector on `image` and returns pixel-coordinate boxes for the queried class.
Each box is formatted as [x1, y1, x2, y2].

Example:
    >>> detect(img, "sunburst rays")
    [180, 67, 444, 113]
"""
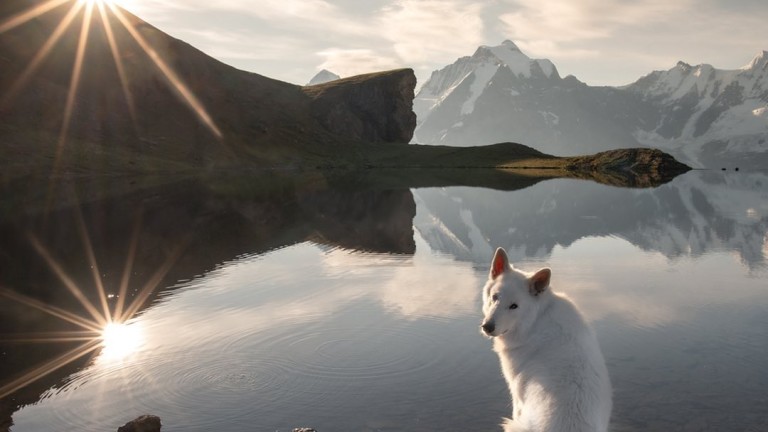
[0, 200, 184, 400]
[106, 2, 223, 139]
[0, 0, 213, 402]
[0, 0, 223, 173]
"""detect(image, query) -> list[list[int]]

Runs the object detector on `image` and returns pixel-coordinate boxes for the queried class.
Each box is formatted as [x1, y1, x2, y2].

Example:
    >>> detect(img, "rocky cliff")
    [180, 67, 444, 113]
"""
[303, 69, 417, 144]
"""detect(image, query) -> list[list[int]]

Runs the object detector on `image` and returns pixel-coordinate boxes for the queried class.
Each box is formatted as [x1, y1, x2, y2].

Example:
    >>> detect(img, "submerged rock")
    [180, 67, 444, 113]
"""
[117, 415, 161, 432]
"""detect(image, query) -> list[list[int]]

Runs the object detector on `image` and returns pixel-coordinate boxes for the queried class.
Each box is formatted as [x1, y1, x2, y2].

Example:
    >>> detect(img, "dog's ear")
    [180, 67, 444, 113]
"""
[490, 247, 509, 279]
[529, 268, 551, 296]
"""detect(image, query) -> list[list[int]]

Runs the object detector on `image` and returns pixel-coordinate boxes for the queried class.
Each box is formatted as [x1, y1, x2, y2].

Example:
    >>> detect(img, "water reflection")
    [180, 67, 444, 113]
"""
[415, 171, 768, 269]
[0, 170, 766, 431]
[9, 242, 485, 431]
[0, 174, 419, 428]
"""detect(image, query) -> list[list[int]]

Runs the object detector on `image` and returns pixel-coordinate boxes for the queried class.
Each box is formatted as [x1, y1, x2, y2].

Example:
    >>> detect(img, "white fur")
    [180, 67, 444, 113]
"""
[481, 248, 612, 432]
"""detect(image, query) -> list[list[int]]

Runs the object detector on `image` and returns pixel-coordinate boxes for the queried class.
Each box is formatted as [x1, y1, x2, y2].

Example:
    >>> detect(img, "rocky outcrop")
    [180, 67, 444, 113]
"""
[117, 415, 161, 432]
[564, 148, 692, 187]
[565, 148, 691, 174]
[303, 69, 417, 144]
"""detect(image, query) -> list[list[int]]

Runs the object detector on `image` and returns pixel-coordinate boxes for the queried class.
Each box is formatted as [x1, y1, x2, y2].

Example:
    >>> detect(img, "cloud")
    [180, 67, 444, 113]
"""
[122, 0, 767, 86]
[379, 0, 485, 63]
[316, 48, 402, 78]
[491, 0, 767, 84]
[497, 0, 693, 58]
[141, 0, 337, 19]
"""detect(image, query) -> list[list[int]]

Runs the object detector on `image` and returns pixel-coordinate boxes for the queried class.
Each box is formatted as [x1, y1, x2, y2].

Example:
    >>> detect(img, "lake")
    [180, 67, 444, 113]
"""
[1, 169, 767, 432]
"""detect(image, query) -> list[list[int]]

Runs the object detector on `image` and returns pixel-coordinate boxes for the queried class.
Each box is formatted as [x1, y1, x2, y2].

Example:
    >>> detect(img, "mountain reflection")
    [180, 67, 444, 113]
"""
[0, 173, 417, 428]
[415, 170, 768, 269]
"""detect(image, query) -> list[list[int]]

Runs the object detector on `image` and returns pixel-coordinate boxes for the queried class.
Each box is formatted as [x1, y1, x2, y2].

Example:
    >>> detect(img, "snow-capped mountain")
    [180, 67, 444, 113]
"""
[414, 40, 557, 119]
[414, 42, 768, 168]
[307, 69, 341, 85]
[626, 52, 768, 168]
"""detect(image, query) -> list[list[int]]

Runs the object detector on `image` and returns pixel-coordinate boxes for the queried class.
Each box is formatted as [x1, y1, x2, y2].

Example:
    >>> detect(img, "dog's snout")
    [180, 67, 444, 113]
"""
[481, 321, 495, 335]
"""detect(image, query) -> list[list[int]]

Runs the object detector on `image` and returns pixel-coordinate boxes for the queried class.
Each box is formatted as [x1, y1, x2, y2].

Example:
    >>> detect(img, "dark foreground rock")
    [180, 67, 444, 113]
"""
[117, 415, 161, 432]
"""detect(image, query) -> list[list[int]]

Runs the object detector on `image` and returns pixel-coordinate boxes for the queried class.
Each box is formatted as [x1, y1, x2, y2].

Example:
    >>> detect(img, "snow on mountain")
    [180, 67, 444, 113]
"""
[307, 69, 341, 85]
[414, 40, 559, 127]
[414, 43, 768, 168]
[625, 51, 768, 167]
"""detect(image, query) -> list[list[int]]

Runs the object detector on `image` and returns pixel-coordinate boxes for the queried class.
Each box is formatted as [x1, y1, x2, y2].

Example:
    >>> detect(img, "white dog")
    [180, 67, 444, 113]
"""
[481, 247, 612, 432]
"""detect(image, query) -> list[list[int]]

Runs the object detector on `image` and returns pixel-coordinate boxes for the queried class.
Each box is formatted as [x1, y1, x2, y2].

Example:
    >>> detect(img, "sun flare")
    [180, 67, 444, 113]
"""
[77, 0, 126, 6]
[100, 322, 144, 361]
[0, 0, 207, 399]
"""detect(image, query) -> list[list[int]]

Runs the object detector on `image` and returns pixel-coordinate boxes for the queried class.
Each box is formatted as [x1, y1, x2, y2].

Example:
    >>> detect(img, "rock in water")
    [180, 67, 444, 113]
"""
[117, 415, 161, 432]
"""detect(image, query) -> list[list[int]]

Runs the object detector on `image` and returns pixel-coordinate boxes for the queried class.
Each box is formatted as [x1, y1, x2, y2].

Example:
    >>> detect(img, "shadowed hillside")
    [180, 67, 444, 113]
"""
[0, 0, 415, 174]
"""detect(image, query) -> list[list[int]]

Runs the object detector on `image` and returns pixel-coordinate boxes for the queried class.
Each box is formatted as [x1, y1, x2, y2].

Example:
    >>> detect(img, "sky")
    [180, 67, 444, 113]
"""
[119, 0, 768, 87]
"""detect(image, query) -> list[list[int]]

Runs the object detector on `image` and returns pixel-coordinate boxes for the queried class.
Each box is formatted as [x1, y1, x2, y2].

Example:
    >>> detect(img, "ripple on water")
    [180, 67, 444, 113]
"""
[18, 309, 490, 431]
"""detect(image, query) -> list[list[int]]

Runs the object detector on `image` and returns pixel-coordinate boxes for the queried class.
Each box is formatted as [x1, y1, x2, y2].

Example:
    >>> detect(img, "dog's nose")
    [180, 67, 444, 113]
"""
[481, 322, 495, 335]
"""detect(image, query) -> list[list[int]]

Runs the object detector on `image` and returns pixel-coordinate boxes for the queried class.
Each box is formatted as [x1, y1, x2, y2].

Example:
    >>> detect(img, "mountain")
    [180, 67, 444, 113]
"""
[625, 52, 768, 168]
[0, 1, 689, 184]
[0, 0, 415, 175]
[414, 42, 768, 168]
[307, 69, 340, 85]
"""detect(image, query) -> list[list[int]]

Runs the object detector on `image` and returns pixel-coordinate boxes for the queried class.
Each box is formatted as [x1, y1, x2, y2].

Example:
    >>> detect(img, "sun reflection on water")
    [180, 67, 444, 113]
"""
[0, 200, 183, 399]
[99, 322, 144, 362]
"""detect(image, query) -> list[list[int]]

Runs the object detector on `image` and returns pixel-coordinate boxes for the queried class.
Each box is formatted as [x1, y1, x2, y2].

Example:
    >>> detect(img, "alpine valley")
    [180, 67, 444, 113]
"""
[414, 40, 768, 169]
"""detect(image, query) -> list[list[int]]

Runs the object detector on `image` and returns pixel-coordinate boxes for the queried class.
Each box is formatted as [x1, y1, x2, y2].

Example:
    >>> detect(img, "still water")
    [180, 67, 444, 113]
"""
[2, 170, 767, 431]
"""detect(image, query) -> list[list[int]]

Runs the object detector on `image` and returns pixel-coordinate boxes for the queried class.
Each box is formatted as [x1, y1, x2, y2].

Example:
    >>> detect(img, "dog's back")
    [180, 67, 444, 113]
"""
[498, 292, 611, 432]
[481, 248, 612, 432]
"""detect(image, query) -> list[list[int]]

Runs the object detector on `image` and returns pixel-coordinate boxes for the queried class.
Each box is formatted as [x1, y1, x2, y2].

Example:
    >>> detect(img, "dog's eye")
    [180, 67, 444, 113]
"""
[491, 293, 498, 302]
[509, 303, 518, 310]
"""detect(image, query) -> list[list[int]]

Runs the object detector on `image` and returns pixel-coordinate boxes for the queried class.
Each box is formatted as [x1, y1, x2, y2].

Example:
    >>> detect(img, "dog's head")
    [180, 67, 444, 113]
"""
[480, 247, 551, 340]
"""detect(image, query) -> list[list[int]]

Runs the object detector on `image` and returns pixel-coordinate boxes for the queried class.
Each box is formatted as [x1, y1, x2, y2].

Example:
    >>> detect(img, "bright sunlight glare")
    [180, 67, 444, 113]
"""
[78, 0, 136, 9]
[100, 322, 144, 362]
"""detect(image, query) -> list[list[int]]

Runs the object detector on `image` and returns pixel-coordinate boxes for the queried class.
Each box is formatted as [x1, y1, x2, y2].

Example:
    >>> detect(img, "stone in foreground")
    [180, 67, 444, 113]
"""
[117, 415, 161, 432]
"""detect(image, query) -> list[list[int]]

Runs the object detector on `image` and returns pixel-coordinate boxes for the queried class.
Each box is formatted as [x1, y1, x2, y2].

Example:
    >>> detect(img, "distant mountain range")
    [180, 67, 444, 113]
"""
[414, 41, 768, 169]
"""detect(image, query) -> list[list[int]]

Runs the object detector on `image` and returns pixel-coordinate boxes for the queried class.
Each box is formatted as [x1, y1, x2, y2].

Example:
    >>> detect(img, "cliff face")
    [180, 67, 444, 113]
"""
[303, 69, 417, 144]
